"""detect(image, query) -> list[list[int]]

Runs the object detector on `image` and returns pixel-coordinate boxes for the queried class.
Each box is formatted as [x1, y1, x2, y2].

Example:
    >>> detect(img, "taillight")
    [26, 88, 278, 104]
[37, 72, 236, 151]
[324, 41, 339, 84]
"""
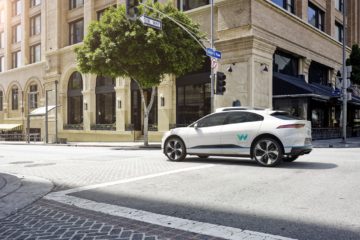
[277, 124, 305, 129]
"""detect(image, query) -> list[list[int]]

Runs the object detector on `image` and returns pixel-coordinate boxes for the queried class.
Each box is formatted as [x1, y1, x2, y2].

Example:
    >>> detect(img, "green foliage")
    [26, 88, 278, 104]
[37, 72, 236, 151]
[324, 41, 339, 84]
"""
[75, 1, 205, 88]
[348, 44, 360, 85]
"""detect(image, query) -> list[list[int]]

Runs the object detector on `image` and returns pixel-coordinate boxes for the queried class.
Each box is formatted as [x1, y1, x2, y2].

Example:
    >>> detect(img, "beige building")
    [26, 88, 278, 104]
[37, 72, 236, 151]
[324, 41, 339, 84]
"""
[0, 0, 359, 142]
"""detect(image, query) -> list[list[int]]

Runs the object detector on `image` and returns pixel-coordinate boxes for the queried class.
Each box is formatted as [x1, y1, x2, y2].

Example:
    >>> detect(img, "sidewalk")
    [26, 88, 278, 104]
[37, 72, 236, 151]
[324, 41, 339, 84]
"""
[312, 137, 360, 148]
[0, 173, 53, 219]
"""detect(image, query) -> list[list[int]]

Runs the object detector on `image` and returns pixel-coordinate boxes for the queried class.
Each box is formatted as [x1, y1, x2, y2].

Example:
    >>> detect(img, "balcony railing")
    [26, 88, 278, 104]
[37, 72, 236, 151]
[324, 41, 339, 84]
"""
[63, 124, 84, 130]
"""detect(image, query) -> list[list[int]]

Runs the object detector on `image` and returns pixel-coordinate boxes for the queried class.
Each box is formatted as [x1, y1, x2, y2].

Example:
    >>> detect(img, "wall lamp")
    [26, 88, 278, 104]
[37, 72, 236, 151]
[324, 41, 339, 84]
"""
[227, 63, 236, 73]
[261, 63, 269, 73]
[160, 95, 165, 107]
[117, 98, 122, 109]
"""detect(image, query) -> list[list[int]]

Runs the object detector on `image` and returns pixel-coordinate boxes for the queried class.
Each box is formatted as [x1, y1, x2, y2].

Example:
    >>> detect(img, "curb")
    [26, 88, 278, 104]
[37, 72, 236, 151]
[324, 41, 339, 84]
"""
[0, 173, 53, 220]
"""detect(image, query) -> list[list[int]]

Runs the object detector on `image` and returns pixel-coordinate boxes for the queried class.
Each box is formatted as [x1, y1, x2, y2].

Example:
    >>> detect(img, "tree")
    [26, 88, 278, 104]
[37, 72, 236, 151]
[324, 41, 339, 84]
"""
[75, 1, 204, 146]
[348, 44, 360, 85]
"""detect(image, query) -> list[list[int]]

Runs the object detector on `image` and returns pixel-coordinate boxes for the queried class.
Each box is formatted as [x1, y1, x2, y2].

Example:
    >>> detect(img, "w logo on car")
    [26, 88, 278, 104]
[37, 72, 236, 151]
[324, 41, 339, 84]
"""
[237, 134, 248, 141]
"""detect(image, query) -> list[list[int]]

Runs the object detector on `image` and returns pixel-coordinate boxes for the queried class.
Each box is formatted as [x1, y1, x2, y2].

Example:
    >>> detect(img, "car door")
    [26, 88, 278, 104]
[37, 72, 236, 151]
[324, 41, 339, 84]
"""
[221, 112, 264, 156]
[185, 112, 228, 155]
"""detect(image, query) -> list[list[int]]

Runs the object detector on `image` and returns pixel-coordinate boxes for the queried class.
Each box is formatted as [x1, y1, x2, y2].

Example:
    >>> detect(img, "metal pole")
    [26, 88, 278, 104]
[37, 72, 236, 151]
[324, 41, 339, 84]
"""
[210, 0, 214, 113]
[27, 93, 30, 143]
[342, 0, 347, 143]
[55, 80, 58, 144]
[45, 90, 48, 144]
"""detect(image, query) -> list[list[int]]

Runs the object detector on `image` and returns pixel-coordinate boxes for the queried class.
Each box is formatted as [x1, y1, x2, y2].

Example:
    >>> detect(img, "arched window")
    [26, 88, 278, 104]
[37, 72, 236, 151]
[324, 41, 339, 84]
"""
[96, 76, 115, 124]
[0, 90, 3, 111]
[67, 72, 83, 124]
[29, 84, 38, 109]
[11, 86, 19, 110]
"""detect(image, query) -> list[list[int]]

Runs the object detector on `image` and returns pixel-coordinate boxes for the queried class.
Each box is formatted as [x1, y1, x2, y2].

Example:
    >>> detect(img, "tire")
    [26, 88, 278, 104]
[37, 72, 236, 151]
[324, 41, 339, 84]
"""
[197, 155, 209, 159]
[283, 156, 299, 162]
[164, 137, 187, 161]
[252, 137, 283, 167]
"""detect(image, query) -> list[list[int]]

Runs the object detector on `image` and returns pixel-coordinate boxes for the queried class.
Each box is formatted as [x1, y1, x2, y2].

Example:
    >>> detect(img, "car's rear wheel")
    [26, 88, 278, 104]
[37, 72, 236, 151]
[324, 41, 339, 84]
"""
[283, 155, 299, 162]
[197, 155, 209, 159]
[164, 137, 186, 161]
[253, 138, 283, 167]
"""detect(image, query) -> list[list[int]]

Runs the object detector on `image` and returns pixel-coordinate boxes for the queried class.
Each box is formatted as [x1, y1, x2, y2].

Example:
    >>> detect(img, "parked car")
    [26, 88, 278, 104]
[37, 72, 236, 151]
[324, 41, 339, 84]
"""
[162, 107, 312, 167]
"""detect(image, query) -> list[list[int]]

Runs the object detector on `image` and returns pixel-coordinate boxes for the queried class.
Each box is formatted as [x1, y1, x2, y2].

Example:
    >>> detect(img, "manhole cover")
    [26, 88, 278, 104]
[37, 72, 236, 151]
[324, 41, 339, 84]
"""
[25, 163, 56, 167]
[9, 161, 34, 164]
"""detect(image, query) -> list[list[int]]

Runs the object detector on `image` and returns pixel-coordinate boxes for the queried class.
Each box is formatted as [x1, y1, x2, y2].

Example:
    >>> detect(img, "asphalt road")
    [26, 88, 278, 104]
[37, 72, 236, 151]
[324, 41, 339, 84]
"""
[0, 144, 359, 240]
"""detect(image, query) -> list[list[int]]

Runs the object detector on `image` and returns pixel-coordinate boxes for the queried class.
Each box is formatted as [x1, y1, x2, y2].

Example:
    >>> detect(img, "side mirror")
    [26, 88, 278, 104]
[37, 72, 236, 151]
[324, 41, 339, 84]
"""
[194, 123, 198, 129]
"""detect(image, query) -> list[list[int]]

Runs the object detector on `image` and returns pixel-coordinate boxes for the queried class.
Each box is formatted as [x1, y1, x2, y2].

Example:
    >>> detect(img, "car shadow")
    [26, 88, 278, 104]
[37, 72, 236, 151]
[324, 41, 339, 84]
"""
[182, 157, 338, 170]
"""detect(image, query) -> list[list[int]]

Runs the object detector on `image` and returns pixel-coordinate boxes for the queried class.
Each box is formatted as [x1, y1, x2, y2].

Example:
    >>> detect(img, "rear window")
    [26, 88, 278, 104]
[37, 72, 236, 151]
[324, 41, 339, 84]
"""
[271, 112, 303, 120]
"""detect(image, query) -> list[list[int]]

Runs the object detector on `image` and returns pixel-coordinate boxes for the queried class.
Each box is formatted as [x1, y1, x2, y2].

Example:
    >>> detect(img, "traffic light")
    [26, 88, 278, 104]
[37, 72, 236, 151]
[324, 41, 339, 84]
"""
[216, 72, 226, 95]
[126, 0, 139, 20]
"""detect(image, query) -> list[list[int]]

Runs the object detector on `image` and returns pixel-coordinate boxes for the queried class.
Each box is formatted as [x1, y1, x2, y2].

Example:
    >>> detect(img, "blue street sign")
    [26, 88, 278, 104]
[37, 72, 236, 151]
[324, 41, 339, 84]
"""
[206, 48, 222, 59]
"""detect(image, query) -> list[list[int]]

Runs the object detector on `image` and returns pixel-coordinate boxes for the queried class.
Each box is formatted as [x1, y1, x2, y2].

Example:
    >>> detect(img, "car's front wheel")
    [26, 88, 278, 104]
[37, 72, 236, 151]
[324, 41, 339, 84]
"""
[253, 138, 283, 167]
[164, 137, 186, 161]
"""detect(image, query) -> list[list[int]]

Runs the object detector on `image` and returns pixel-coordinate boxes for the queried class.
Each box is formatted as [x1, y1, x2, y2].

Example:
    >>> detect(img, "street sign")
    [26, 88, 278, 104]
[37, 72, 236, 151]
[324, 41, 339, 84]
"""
[206, 48, 222, 59]
[139, 15, 162, 30]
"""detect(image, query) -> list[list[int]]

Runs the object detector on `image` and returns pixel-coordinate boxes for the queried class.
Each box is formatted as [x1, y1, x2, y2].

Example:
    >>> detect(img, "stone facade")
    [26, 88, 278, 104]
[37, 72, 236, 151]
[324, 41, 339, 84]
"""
[0, 0, 359, 142]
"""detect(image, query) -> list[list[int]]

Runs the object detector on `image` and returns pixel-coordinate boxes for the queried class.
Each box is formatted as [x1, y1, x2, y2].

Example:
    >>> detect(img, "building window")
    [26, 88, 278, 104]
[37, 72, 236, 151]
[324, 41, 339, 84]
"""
[308, 2, 324, 31]
[0, 56, 4, 72]
[12, 0, 21, 16]
[30, 44, 41, 63]
[69, 19, 84, 45]
[309, 62, 329, 85]
[12, 51, 21, 68]
[30, 14, 41, 36]
[68, 72, 83, 124]
[0, 32, 4, 48]
[12, 87, 18, 110]
[273, 50, 299, 76]
[177, 0, 209, 11]
[29, 84, 38, 109]
[335, 0, 343, 12]
[12, 24, 22, 43]
[96, 76, 115, 124]
[31, 0, 41, 8]
[97, 5, 116, 21]
[69, 0, 84, 10]
[0, 91, 3, 111]
[271, 0, 295, 13]
[335, 21, 344, 43]
[177, 83, 211, 125]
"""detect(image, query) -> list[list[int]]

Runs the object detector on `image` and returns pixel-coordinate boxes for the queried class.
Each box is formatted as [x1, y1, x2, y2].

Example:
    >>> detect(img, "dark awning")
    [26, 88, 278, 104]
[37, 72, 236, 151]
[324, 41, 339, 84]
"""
[349, 95, 360, 106]
[273, 72, 337, 101]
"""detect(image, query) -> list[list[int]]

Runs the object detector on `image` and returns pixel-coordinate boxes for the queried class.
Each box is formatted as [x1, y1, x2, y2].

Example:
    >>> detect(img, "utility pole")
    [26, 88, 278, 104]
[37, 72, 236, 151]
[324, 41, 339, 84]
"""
[210, 0, 214, 113]
[55, 80, 58, 144]
[342, 0, 347, 143]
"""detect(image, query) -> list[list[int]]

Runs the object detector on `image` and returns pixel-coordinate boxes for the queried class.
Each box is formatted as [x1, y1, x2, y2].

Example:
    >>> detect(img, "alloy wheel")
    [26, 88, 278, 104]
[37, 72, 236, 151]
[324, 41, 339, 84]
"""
[253, 138, 282, 166]
[165, 138, 186, 161]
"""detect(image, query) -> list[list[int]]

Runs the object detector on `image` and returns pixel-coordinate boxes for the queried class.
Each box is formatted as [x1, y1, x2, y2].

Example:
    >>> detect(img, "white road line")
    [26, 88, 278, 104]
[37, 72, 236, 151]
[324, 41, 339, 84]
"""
[56, 164, 216, 195]
[45, 165, 296, 240]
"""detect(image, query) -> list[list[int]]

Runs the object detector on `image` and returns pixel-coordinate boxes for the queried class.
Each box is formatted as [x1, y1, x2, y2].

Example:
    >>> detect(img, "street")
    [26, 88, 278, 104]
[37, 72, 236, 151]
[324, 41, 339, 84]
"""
[0, 144, 359, 240]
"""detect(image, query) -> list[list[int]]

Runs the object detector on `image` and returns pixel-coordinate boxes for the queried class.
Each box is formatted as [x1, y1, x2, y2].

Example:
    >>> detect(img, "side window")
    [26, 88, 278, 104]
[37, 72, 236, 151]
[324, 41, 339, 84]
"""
[246, 113, 264, 122]
[226, 112, 248, 124]
[226, 112, 264, 124]
[197, 113, 227, 128]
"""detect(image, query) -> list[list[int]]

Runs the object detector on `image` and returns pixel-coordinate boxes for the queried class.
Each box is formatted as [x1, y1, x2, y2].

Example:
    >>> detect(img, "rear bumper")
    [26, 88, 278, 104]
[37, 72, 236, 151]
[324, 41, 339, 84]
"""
[289, 145, 313, 156]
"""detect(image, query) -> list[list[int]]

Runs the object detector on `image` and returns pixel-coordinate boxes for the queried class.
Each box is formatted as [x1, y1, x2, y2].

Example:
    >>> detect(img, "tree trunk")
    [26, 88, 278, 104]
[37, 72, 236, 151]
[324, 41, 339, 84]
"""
[136, 80, 156, 146]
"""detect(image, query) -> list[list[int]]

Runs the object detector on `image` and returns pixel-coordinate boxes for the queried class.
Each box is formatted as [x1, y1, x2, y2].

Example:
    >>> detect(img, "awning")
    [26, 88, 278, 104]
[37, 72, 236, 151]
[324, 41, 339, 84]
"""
[29, 105, 57, 116]
[273, 72, 337, 101]
[0, 124, 22, 131]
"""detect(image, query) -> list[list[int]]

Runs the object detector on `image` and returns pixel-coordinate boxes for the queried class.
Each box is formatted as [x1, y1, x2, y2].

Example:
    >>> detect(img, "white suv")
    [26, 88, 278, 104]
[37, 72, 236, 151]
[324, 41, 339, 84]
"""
[162, 107, 312, 167]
